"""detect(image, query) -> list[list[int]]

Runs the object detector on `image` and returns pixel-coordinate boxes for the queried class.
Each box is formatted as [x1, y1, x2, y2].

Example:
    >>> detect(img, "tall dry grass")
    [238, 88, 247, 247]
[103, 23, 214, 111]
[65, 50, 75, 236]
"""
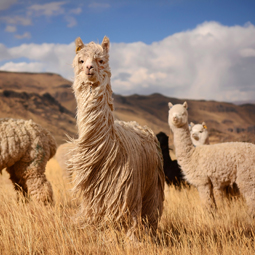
[0, 158, 254, 254]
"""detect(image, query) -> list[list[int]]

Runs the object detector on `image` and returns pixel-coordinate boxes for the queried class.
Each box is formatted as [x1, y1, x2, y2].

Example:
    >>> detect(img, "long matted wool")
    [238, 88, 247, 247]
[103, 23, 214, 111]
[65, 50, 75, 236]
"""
[69, 36, 165, 235]
[0, 118, 56, 204]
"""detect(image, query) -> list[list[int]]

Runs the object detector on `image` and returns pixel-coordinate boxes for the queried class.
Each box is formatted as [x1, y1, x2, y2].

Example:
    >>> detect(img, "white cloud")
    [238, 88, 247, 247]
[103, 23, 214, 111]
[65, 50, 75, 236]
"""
[65, 16, 77, 27]
[0, 16, 32, 26]
[69, 7, 82, 15]
[0, 42, 75, 79]
[5, 25, 16, 33]
[0, 0, 17, 11]
[15, 32, 31, 39]
[0, 61, 44, 73]
[109, 21, 255, 102]
[88, 3, 110, 9]
[27, 2, 66, 17]
[240, 48, 255, 58]
[1, 21, 255, 102]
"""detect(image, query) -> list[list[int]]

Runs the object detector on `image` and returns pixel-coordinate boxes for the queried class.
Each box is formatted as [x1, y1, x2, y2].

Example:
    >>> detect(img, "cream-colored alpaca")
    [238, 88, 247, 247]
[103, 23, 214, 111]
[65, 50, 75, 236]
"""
[55, 142, 74, 179]
[168, 102, 255, 217]
[189, 122, 209, 146]
[0, 118, 56, 204]
[68, 36, 165, 236]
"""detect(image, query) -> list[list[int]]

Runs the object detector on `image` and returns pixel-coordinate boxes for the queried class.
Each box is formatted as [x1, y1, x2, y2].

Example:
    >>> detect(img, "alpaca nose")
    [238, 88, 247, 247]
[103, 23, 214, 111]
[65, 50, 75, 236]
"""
[192, 133, 199, 141]
[86, 64, 93, 70]
[173, 116, 178, 122]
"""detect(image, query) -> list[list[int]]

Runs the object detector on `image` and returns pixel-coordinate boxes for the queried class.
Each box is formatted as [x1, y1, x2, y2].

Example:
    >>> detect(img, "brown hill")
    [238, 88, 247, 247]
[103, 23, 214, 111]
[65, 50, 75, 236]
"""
[0, 71, 255, 146]
[0, 90, 76, 145]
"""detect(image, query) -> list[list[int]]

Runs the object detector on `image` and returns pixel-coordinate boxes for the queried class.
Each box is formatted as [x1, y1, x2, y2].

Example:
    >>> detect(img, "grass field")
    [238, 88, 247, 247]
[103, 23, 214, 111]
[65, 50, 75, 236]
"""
[0, 158, 254, 254]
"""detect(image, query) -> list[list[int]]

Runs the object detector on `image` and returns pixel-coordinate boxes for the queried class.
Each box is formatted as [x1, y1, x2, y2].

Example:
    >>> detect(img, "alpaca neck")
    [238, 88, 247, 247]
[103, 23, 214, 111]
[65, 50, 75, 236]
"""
[74, 76, 115, 145]
[172, 123, 195, 169]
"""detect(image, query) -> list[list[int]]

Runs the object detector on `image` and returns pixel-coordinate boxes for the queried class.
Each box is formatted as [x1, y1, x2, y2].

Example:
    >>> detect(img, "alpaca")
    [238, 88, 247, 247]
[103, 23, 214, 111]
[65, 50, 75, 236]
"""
[168, 102, 255, 216]
[0, 118, 56, 204]
[189, 122, 209, 146]
[190, 121, 240, 198]
[156, 132, 186, 187]
[68, 36, 165, 236]
[55, 142, 74, 179]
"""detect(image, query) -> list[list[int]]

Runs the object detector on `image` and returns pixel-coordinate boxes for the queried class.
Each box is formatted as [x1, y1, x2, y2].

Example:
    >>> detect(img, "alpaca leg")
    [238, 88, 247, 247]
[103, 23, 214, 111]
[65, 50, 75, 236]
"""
[237, 184, 255, 218]
[197, 182, 216, 211]
[213, 186, 225, 207]
[236, 169, 255, 218]
[7, 164, 29, 201]
[7, 159, 53, 205]
[26, 172, 54, 205]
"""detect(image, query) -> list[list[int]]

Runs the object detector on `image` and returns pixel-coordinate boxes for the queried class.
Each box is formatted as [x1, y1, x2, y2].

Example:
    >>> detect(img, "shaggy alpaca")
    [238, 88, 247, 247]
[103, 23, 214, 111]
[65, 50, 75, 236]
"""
[68, 36, 165, 236]
[0, 118, 56, 204]
[55, 142, 74, 179]
[156, 132, 185, 187]
[168, 102, 255, 216]
[189, 122, 209, 146]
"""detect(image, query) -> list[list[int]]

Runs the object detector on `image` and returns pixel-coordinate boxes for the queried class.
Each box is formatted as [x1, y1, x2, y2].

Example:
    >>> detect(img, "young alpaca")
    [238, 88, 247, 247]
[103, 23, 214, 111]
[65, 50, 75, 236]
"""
[68, 36, 165, 236]
[189, 122, 209, 146]
[0, 118, 56, 204]
[156, 132, 186, 187]
[168, 102, 255, 216]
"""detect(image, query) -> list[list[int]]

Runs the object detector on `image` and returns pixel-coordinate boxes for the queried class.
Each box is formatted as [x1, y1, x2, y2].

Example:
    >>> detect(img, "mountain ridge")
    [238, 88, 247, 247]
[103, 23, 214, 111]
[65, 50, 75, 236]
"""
[0, 71, 254, 145]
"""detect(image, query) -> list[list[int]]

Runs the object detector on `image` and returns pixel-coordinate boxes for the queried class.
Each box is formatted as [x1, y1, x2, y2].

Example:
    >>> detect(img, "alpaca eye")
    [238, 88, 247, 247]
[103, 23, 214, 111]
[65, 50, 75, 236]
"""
[99, 60, 104, 64]
[80, 60, 84, 63]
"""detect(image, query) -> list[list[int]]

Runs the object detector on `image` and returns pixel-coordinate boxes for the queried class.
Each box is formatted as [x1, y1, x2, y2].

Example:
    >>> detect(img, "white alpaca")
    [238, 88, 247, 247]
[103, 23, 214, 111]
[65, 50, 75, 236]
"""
[68, 36, 165, 236]
[168, 102, 255, 216]
[189, 122, 209, 146]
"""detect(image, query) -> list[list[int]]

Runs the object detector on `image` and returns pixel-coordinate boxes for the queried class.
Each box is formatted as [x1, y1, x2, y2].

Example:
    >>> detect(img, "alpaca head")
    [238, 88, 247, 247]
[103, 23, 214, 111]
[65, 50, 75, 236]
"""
[168, 102, 188, 129]
[189, 122, 209, 146]
[73, 36, 111, 88]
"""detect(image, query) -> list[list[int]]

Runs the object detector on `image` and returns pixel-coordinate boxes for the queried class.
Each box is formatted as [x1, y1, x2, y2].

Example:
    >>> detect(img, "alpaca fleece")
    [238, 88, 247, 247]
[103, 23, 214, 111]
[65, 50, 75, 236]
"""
[189, 121, 239, 198]
[69, 36, 165, 234]
[0, 118, 56, 204]
[168, 102, 255, 217]
[55, 142, 74, 179]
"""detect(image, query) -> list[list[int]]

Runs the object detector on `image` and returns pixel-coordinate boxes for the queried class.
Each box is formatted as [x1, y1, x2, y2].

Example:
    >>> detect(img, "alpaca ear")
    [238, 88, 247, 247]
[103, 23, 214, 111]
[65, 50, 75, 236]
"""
[75, 37, 84, 54]
[183, 101, 188, 109]
[168, 102, 173, 109]
[202, 122, 207, 129]
[102, 36, 110, 52]
[189, 122, 194, 131]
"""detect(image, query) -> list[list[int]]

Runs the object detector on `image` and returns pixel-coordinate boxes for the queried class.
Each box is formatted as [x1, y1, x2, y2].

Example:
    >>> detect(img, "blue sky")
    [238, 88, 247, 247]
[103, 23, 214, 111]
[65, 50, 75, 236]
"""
[0, 0, 255, 102]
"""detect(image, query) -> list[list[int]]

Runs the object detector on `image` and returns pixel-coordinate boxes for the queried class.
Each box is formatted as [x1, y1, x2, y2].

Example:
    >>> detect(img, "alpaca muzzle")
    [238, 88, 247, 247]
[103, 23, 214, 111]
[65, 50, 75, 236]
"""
[173, 116, 178, 123]
[192, 133, 199, 141]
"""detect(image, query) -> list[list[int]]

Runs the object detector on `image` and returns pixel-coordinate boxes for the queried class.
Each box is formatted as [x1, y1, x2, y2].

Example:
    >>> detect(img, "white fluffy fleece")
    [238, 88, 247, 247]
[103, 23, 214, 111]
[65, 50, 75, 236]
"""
[168, 102, 255, 216]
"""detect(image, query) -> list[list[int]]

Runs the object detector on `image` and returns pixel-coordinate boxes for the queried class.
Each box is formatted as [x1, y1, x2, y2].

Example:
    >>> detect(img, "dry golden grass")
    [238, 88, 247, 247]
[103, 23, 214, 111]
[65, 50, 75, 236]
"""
[0, 158, 254, 254]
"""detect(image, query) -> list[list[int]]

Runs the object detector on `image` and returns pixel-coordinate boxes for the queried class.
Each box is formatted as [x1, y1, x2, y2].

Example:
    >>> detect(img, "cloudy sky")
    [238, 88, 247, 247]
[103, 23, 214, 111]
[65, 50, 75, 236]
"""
[0, 0, 255, 102]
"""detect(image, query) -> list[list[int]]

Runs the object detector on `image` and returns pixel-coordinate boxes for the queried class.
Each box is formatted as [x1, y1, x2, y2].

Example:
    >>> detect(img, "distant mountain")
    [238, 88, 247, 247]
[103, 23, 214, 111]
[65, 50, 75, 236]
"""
[232, 100, 255, 105]
[0, 71, 255, 145]
[0, 89, 76, 145]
